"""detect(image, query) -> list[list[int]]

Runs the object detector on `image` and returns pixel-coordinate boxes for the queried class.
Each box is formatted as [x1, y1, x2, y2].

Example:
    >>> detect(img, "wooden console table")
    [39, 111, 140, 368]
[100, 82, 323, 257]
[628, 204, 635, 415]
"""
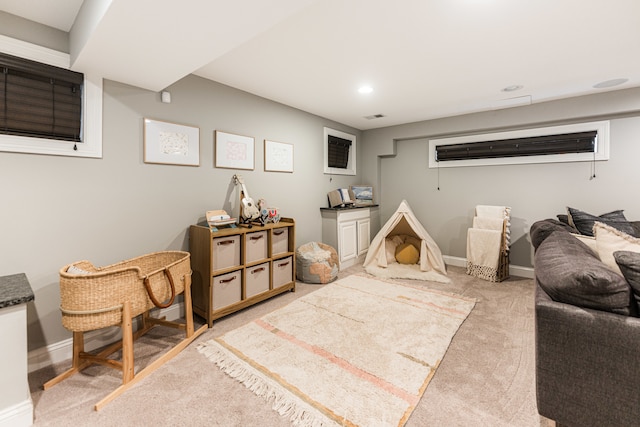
[189, 218, 296, 327]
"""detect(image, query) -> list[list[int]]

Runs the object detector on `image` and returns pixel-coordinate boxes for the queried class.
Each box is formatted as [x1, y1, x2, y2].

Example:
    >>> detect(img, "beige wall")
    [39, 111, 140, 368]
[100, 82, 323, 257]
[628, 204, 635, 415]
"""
[0, 76, 361, 351]
[0, 11, 68, 52]
[4, 13, 640, 355]
[361, 88, 640, 268]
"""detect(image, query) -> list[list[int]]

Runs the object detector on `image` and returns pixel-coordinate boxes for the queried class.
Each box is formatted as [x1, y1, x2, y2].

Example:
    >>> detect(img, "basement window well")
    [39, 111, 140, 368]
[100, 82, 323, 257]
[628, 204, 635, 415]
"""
[428, 120, 609, 168]
[0, 35, 102, 158]
[324, 127, 356, 175]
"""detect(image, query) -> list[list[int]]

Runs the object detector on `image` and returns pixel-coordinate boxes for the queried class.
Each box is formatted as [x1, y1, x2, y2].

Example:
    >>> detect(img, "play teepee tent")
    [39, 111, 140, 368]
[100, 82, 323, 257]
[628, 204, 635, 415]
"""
[364, 200, 450, 283]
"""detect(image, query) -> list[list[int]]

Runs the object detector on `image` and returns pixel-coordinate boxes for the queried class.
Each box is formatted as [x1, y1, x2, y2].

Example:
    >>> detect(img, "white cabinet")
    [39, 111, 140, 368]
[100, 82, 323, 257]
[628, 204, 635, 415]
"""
[357, 218, 371, 257]
[321, 207, 370, 269]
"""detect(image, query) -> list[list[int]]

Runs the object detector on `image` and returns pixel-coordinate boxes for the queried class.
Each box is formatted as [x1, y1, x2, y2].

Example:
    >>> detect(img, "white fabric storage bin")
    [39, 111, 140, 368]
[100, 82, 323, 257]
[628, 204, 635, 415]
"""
[212, 235, 240, 272]
[246, 262, 270, 298]
[246, 231, 268, 264]
[273, 256, 293, 288]
[271, 228, 289, 256]
[212, 270, 242, 310]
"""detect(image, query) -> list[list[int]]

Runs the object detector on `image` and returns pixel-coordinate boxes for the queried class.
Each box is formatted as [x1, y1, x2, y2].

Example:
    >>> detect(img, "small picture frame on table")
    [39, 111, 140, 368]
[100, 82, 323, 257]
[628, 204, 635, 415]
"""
[350, 185, 374, 205]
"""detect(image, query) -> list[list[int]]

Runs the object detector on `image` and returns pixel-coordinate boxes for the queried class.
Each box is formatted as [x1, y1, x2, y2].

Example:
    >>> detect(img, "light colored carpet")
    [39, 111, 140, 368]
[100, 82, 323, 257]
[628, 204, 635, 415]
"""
[198, 274, 475, 426]
[28, 265, 554, 426]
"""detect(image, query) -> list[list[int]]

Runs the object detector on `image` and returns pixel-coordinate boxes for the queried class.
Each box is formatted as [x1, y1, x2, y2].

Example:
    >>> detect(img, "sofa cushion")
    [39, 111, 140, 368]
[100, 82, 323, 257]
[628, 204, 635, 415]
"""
[530, 219, 576, 250]
[614, 250, 640, 313]
[571, 233, 598, 253]
[556, 214, 570, 225]
[395, 242, 419, 264]
[534, 231, 636, 316]
[594, 222, 640, 275]
[384, 236, 402, 263]
[567, 206, 635, 237]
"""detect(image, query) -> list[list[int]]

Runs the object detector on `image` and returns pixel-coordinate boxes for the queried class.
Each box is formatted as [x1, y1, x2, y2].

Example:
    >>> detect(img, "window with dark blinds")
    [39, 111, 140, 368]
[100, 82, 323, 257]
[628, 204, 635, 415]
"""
[435, 131, 597, 162]
[0, 52, 83, 142]
[327, 134, 352, 169]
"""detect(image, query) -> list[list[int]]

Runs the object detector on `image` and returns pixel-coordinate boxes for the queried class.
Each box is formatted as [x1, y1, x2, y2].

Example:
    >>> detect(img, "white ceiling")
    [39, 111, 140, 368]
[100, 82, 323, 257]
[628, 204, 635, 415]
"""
[2, 0, 640, 130]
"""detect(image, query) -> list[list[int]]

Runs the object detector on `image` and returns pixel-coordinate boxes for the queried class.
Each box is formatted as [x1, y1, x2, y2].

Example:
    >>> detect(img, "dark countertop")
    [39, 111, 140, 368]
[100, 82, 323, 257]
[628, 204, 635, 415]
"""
[0, 273, 35, 309]
[320, 204, 378, 211]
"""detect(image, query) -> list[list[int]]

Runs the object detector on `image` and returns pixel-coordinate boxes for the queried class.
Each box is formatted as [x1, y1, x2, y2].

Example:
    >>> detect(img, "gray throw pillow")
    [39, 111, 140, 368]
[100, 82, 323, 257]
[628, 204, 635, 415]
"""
[535, 231, 636, 316]
[529, 219, 576, 250]
[567, 207, 635, 237]
[556, 214, 570, 225]
[614, 250, 640, 314]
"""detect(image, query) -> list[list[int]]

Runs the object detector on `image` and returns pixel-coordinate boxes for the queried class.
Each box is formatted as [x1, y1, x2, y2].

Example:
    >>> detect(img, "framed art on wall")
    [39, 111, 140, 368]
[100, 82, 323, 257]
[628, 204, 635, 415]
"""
[143, 118, 200, 166]
[264, 140, 293, 172]
[215, 130, 255, 170]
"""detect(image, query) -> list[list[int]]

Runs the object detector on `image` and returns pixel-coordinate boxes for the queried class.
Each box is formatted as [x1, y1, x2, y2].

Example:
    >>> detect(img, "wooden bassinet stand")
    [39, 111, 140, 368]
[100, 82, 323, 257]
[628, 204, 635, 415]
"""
[43, 251, 208, 410]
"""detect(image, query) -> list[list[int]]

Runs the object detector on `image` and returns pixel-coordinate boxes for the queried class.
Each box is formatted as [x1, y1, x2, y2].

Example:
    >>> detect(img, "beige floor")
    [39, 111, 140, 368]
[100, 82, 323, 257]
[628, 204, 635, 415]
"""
[28, 265, 554, 426]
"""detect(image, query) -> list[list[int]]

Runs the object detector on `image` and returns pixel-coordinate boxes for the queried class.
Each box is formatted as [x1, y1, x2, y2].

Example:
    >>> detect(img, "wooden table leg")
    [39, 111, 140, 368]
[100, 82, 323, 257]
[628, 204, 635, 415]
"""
[121, 301, 134, 384]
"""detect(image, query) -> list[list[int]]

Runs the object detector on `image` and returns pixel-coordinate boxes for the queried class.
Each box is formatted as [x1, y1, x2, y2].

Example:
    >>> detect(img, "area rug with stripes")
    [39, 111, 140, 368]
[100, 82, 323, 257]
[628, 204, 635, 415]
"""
[197, 273, 475, 426]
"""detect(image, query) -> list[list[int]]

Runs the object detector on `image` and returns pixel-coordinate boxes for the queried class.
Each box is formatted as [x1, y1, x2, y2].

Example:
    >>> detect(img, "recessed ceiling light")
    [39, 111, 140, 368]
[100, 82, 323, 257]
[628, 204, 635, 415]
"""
[502, 85, 523, 92]
[358, 86, 373, 94]
[593, 78, 628, 89]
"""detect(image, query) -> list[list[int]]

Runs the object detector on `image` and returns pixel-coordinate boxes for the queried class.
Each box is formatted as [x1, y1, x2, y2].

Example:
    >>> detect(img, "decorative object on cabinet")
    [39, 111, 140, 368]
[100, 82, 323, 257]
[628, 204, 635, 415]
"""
[214, 130, 254, 170]
[206, 209, 237, 231]
[327, 188, 355, 208]
[233, 174, 261, 225]
[296, 241, 339, 284]
[258, 199, 281, 225]
[189, 218, 296, 327]
[350, 185, 374, 205]
[320, 206, 371, 269]
[143, 118, 200, 166]
[43, 251, 207, 410]
[264, 139, 294, 172]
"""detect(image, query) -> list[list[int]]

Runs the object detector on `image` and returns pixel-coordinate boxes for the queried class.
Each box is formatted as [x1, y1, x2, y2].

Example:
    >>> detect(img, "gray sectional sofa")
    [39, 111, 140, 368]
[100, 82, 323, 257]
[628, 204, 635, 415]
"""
[531, 213, 640, 427]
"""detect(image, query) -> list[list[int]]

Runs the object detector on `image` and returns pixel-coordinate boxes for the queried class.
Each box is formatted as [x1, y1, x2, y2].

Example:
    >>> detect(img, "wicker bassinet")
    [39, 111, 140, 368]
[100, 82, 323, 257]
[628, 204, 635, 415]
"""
[59, 251, 191, 332]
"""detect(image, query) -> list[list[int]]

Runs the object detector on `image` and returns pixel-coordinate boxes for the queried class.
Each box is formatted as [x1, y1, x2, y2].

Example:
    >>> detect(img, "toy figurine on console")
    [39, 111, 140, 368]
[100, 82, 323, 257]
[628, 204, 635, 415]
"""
[233, 174, 260, 227]
[258, 199, 280, 225]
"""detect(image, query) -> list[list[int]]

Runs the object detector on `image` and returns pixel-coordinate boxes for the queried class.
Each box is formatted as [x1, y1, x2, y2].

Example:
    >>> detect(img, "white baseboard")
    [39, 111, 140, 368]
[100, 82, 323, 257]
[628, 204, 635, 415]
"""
[0, 399, 33, 427]
[443, 255, 534, 279]
[28, 302, 184, 373]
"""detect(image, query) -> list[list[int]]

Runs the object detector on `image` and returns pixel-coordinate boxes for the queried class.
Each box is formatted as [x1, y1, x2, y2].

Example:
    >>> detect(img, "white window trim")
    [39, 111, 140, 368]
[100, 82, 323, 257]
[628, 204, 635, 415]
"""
[0, 35, 102, 158]
[428, 120, 609, 168]
[324, 126, 356, 176]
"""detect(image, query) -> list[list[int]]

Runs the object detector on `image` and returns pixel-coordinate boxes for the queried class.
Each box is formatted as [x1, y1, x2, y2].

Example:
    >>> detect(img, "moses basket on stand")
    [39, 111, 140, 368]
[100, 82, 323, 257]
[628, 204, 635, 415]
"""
[43, 250, 208, 410]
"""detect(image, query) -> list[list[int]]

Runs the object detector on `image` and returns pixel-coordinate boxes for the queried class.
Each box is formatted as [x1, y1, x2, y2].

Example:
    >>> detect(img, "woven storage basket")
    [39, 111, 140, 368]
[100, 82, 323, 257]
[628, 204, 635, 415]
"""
[59, 251, 191, 332]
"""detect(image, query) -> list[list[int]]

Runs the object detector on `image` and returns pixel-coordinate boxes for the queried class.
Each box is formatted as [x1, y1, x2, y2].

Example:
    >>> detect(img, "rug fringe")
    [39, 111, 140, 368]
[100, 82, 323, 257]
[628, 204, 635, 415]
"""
[197, 340, 338, 427]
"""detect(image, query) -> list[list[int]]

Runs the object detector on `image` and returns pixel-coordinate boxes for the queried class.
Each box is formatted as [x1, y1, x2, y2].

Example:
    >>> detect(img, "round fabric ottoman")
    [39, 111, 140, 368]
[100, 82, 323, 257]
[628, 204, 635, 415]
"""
[296, 242, 339, 284]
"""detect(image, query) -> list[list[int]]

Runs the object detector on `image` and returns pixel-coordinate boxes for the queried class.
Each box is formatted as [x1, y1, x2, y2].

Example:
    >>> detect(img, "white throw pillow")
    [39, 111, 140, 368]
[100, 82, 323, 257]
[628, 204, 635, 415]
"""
[385, 237, 399, 263]
[594, 222, 640, 275]
[571, 233, 598, 254]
